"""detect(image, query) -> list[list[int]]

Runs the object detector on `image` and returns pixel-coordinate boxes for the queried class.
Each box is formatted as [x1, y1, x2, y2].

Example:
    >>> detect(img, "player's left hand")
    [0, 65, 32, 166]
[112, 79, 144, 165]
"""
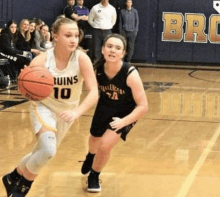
[58, 110, 78, 123]
[109, 117, 126, 132]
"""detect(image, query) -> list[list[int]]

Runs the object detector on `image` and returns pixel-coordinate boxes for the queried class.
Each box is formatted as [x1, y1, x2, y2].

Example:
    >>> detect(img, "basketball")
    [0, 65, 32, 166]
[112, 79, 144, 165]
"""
[18, 66, 54, 101]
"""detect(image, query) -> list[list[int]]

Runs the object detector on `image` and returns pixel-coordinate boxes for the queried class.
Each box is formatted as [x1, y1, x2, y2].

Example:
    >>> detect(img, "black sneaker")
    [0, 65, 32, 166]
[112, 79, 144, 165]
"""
[2, 174, 19, 197]
[81, 154, 95, 175]
[87, 174, 101, 192]
[10, 192, 26, 197]
[11, 184, 31, 197]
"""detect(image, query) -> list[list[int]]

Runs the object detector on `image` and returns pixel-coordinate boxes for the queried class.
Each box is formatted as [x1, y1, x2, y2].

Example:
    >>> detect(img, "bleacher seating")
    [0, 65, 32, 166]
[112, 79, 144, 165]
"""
[0, 59, 11, 87]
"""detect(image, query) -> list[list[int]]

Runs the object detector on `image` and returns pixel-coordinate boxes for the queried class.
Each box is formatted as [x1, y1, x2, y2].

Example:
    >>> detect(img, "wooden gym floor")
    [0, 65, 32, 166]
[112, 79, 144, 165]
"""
[1, 67, 220, 197]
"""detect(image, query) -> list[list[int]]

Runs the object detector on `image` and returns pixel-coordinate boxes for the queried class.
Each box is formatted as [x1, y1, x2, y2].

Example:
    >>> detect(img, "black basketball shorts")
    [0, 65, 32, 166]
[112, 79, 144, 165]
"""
[90, 102, 136, 141]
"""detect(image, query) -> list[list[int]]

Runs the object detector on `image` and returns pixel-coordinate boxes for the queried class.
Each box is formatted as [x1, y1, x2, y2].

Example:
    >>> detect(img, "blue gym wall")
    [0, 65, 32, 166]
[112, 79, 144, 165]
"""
[13, 0, 65, 27]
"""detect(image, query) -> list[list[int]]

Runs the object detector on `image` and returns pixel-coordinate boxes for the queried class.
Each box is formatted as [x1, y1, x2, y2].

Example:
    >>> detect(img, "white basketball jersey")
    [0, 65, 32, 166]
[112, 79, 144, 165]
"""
[39, 48, 84, 113]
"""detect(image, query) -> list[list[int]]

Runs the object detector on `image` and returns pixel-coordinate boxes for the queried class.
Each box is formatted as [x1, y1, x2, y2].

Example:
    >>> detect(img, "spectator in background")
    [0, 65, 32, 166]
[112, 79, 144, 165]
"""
[63, 0, 78, 21]
[29, 21, 36, 33]
[33, 18, 44, 32]
[45, 27, 51, 43]
[34, 25, 52, 52]
[33, 18, 52, 49]
[74, 0, 89, 26]
[0, 20, 31, 81]
[16, 19, 40, 58]
[74, 0, 92, 58]
[88, 0, 117, 64]
[119, 0, 139, 62]
[29, 20, 36, 49]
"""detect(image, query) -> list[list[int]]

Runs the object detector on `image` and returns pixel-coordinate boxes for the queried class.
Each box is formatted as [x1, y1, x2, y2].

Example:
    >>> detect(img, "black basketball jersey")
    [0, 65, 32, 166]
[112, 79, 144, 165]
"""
[96, 62, 136, 111]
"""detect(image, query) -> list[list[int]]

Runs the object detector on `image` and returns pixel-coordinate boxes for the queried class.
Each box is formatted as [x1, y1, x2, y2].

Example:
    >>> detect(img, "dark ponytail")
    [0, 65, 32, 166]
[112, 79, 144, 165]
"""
[94, 56, 106, 70]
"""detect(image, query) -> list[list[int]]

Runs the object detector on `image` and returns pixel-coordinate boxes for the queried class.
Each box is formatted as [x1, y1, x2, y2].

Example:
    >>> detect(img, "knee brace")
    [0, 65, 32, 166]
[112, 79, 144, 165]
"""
[26, 131, 57, 174]
[18, 152, 32, 172]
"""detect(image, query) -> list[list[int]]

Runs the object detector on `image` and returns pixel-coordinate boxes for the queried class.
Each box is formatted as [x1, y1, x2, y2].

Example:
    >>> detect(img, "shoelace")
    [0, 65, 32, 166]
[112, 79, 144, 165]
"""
[16, 185, 29, 194]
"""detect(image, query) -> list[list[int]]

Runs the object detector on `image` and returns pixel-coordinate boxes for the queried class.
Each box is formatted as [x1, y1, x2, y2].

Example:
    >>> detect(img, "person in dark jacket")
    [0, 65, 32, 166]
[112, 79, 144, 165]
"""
[29, 20, 37, 49]
[16, 19, 40, 58]
[119, 0, 139, 62]
[0, 20, 32, 81]
[63, 0, 79, 21]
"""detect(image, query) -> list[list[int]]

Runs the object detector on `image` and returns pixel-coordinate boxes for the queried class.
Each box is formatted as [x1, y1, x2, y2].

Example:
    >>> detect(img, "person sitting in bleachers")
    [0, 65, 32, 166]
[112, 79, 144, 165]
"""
[29, 20, 37, 49]
[29, 20, 36, 33]
[16, 19, 40, 59]
[34, 24, 52, 52]
[0, 20, 32, 81]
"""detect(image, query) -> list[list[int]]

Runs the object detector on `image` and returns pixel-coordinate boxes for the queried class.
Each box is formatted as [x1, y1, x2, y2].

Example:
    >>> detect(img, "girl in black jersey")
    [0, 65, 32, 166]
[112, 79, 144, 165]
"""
[82, 33, 148, 192]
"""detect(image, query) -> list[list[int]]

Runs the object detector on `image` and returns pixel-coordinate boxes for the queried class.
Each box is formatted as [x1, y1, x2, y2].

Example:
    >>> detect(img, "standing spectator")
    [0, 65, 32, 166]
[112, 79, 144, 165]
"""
[63, 0, 79, 21]
[74, 0, 92, 58]
[119, 0, 139, 62]
[74, 0, 89, 21]
[88, 0, 117, 64]
[0, 20, 31, 81]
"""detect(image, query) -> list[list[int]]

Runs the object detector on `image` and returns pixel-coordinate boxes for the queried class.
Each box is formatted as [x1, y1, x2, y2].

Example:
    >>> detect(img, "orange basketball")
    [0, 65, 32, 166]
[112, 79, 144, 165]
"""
[18, 66, 54, 101]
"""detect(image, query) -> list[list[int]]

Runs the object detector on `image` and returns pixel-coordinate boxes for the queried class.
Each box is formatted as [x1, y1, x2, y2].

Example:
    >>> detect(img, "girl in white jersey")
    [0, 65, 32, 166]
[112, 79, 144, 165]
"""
[2, 17, 98, 197]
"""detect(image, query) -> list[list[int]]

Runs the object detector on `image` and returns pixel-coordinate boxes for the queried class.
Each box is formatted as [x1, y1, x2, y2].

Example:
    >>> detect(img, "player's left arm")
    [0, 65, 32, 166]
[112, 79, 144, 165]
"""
[58, 52, 98, 122]
[110, 69, 148, 131]
[76, 51, 99, 116]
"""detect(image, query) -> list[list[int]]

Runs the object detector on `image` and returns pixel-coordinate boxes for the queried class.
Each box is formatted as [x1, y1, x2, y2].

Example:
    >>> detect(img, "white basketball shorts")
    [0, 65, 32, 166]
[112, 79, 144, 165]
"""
[29, 102, 75, 145]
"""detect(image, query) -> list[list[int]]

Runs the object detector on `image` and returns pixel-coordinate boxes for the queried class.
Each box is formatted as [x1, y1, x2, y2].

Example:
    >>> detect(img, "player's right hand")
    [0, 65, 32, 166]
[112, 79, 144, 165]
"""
[58, 110, 78, 123]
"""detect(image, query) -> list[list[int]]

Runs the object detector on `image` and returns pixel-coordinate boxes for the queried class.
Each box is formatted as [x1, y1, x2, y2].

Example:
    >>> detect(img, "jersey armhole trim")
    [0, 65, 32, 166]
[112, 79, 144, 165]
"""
[127, 66, 136, 77]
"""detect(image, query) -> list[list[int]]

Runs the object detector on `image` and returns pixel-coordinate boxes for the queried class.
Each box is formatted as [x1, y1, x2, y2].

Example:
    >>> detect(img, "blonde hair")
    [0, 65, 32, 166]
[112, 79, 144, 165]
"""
[52, 17, 76, 34]
[52, 17, 84, 43]
[19, 19, 31, 42]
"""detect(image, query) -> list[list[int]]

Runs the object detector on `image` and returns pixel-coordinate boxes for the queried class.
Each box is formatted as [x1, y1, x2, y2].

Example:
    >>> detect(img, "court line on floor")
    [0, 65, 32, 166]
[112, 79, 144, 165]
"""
[146, 120, 177, 149]
[175, 124, 220, 197]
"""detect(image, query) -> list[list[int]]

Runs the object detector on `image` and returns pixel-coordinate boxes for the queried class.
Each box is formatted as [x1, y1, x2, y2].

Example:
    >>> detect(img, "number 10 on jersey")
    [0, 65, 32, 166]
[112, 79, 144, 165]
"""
[54, 87, 71, 99]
